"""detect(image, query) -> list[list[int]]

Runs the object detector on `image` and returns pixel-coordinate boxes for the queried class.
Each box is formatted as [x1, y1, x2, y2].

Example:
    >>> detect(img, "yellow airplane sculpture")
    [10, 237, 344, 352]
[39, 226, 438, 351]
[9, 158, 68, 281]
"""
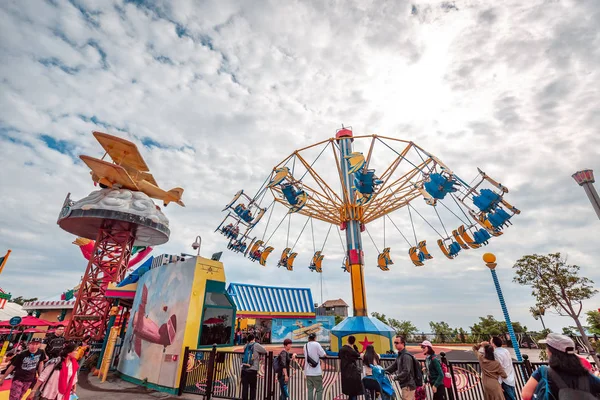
[80, 131, 185, 207]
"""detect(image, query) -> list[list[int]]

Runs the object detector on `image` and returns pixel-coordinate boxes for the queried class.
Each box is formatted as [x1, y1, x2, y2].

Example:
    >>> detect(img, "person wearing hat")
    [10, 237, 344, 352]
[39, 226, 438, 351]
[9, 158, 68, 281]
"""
[421, 341, 446, 400]
[521, 333, 600, 400]
[303, 332, 326, 400]
[0, 338, 47, 400]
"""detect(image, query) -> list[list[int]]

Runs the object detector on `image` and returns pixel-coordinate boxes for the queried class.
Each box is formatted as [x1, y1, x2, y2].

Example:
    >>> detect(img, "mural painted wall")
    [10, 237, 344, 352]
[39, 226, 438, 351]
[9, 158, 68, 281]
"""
[271, 316, 335, 343]
[118, 259, 196, 389]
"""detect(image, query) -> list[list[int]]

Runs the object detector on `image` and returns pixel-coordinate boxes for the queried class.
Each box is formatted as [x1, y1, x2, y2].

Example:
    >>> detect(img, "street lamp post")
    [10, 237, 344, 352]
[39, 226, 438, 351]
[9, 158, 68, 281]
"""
[572, 170, 600, 219]
[483, 253, 523, 362]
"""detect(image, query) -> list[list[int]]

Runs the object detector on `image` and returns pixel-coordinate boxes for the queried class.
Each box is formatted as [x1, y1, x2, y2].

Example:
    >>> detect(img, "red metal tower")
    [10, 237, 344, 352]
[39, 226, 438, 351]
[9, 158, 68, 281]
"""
[57, 192, 169, 339]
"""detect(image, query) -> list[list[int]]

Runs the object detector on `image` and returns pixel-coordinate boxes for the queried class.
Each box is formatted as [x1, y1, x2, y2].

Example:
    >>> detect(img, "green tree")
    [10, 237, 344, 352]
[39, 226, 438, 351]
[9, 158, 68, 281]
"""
[470, 315, 504, 337]
[457, 327, 468, 343]
[388, 319, 418, 339]
[334, 315, 345, 325]
[513, 252, 599, 365]
[586, 311, 600, 335]
[371, 312, 388, 324]
[11, 296, 37, 306]
[429, 321, 453, 343]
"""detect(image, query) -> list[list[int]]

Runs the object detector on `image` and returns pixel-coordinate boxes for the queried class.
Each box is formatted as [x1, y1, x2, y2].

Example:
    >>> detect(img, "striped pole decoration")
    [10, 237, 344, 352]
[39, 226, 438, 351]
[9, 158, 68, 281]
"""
[490, 268, 523, 361]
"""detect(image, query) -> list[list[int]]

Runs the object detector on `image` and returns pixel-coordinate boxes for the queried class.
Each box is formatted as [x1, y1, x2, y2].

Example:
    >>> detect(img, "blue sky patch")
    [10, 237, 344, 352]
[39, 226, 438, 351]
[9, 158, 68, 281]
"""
[39, 134, 75, 156]
[39, 58, 80, 74]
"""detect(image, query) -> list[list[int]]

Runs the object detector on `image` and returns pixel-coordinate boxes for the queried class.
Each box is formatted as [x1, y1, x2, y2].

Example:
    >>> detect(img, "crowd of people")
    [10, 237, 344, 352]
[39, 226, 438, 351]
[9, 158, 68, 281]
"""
[0, 324, 91, 400]
[238, 332, 600, 400]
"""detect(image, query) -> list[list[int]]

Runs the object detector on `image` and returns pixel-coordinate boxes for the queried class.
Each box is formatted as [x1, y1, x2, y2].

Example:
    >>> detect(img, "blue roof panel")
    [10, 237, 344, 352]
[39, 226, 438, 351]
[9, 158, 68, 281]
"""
[227, 283, 315, 314]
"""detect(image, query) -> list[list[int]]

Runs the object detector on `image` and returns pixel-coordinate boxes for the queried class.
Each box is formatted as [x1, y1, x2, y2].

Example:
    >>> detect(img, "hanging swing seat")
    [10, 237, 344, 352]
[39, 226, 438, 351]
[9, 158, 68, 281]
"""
[353, 170, 383, 195]
[345, 152, 366, 174]
[278, 248, 291, 267]
[473, 188, 502, 213]
[377, 247, 393, 271]
[259, 246, 274, 266]
[417, 240, 433, 260]
[473, 228, 491, 246]
[281, 183, 308, 212]
[437, 239, 462, 259]
[223, 190, 243, 211]
[457, 225, 481, 249]
[267, 167, 290, 188]
[477, 168, 509, 193]
[409, 246, 425, 266]
[286, 252, 297, 271]
[424, 173, 458, 200]
[309, 251, 324, 273]
[342, 257, 350, 273]
[451, 228, 470, 249]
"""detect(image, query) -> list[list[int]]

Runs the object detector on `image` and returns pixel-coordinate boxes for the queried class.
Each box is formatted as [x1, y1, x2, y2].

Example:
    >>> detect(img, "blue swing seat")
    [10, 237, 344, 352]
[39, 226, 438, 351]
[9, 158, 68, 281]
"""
[487, 207, 512, 229]
[424, 173, 458, 200]
[354, 170, 383, 195]
[473, 189, 501, 213]
[473, 229, 491, 245]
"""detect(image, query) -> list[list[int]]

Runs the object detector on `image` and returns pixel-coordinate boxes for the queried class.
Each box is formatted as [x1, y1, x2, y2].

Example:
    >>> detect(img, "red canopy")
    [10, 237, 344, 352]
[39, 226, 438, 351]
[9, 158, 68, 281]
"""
[23, 328, 44, 334]
[0, 316, 54, 327]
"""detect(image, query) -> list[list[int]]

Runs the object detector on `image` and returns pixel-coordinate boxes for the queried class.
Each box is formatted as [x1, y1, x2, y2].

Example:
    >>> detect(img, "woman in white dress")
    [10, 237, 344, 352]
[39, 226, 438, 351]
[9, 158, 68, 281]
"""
[28, 342, 79, 400]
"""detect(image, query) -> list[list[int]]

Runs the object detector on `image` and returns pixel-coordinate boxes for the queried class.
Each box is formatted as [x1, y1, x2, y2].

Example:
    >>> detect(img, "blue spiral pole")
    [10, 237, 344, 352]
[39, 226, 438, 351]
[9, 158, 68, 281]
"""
[490, 267, 523, 361]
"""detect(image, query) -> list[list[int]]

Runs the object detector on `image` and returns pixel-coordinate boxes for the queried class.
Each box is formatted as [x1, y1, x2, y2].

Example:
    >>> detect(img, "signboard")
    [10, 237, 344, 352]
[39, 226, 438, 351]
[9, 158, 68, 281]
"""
[9, 316, 22, 327]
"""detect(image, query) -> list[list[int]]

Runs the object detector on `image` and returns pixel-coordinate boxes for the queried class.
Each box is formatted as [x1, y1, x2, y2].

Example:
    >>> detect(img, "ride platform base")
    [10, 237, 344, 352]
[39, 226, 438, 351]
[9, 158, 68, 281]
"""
[329, 316, 396, 355]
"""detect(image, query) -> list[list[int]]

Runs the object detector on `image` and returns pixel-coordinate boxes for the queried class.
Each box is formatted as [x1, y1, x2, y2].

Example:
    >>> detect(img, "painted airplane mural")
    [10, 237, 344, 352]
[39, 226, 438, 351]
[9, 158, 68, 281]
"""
[128, 284, 177, 357]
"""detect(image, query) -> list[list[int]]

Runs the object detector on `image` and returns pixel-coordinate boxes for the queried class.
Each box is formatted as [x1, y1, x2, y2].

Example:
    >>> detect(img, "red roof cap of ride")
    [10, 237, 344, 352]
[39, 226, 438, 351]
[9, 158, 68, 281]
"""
[336, 127, 353, 139]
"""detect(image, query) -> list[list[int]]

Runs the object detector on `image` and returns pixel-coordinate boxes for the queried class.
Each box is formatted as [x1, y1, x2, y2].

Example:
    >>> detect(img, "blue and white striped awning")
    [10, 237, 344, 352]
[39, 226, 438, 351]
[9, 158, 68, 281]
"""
[227, 283, 315, 317]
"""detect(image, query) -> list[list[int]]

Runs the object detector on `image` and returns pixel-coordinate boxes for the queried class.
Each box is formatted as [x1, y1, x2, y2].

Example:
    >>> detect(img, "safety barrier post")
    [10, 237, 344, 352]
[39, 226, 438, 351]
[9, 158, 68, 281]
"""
[206, 345, 218, 400]
[522, 354, 533, 379]
[178, 347, 190, 396]
[265, 351, 274, 400]
[440, 352, 455, 400]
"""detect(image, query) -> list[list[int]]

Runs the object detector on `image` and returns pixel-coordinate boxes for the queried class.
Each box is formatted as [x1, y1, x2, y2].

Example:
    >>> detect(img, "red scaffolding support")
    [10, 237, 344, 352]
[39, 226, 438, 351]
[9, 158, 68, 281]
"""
[66, 220, 136, 339]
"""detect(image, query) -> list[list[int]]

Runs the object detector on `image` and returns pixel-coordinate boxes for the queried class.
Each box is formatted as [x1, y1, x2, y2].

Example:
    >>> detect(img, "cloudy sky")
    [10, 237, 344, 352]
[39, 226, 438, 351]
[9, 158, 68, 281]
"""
[1, 0, 599, 333]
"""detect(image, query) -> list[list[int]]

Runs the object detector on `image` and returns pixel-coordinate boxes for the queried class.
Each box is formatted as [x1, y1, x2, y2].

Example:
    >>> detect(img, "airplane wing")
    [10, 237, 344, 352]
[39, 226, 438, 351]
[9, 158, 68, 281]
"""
[80, 155, 138, 190]
[93, 131, 150, 172]
[121, 164, 159, 187]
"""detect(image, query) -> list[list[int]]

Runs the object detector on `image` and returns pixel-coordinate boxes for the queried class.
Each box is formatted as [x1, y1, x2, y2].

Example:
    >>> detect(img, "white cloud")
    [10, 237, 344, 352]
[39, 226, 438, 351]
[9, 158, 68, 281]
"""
[1, 0, 599, 334]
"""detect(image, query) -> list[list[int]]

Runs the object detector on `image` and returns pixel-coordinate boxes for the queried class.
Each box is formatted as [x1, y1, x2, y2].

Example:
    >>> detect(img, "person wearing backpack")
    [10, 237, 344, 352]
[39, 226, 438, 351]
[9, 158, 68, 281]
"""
[303, 332, 326, 400]
[385, 335, 422, 400]
[274, 339, 295, 400]
[521, 333, 600, 400]
[421, 340, 446, 400]
[240, 334, 266, 400]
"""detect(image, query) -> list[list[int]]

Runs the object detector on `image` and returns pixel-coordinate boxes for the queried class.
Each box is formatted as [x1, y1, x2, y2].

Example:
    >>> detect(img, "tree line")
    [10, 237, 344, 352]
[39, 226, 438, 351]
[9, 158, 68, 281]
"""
[372, 252, 600, 365]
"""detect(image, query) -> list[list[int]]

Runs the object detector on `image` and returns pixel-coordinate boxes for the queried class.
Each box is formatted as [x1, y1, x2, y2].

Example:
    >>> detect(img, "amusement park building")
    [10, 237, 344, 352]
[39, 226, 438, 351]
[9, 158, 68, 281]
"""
[22, 296, 74, 324]
[316, 299, 349, 317]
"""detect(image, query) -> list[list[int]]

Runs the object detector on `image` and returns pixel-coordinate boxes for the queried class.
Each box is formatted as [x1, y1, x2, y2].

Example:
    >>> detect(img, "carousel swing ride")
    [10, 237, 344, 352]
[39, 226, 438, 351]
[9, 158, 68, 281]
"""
[215, 127, 520, 353]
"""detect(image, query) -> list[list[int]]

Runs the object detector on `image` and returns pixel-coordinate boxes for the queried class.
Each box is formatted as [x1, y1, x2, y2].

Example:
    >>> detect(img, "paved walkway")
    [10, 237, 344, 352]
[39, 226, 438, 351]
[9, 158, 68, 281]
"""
[79, 371, 200, 399]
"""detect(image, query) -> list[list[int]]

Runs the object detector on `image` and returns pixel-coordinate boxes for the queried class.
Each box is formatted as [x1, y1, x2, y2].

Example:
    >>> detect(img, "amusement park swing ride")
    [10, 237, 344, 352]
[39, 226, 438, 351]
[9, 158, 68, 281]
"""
[216, 127, 520, 352]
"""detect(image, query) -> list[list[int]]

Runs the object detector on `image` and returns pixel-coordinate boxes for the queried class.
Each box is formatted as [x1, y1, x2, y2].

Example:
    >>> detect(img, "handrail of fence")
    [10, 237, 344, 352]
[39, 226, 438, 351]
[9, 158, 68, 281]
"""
[178, 346, 549, 400]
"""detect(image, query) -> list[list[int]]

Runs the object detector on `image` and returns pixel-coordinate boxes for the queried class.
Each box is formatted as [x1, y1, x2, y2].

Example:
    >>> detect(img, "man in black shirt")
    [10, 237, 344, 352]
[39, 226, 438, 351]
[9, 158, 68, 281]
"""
[0, 338, 47, 400]
[43, 324, 65, 359]
[277, 339, 296, 400]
